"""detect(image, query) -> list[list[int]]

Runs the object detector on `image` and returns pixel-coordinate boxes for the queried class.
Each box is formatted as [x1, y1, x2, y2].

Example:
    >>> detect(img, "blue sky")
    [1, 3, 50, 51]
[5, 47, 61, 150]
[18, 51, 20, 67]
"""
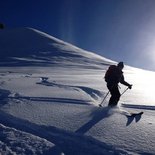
[1, 0, 155, 71]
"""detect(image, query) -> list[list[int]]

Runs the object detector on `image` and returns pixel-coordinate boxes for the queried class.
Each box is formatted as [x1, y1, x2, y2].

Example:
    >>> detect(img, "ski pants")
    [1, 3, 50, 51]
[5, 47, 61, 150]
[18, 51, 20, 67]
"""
[107, 84, 120, 106]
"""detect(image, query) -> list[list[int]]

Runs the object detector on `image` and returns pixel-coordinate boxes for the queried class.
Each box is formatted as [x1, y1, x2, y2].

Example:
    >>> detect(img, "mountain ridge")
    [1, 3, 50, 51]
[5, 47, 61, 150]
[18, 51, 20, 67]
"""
[0, 27, 114, 67]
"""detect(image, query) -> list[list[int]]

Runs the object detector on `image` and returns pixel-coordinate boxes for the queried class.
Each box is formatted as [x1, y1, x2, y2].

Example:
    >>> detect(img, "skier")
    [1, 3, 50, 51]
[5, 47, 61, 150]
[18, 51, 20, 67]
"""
[104, 62, 132, 106]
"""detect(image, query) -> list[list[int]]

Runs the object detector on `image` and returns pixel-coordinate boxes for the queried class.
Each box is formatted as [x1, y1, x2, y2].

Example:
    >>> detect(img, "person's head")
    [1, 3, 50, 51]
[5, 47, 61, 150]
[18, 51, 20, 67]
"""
[117, 62, 124, 69]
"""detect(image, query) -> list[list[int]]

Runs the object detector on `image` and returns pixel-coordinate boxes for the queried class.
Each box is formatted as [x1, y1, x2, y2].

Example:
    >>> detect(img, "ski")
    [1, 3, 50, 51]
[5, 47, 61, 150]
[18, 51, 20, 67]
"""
[126, 111, 144, 117]
[125, 111, 144, 125]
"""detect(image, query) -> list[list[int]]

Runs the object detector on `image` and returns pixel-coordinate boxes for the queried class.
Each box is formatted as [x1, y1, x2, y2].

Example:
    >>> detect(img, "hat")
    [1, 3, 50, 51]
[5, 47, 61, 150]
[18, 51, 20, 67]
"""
[117, 62, 124, 68]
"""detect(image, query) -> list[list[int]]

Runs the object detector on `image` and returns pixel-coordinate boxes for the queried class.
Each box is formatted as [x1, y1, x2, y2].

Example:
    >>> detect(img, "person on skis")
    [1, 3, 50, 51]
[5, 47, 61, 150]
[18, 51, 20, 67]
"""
[104, 62, 132, 106]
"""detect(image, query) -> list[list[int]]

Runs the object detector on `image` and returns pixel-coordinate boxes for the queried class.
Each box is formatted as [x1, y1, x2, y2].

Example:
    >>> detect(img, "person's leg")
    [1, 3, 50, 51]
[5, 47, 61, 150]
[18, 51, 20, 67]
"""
[108, 85, 120, 106]
[114, 86, 121, 105]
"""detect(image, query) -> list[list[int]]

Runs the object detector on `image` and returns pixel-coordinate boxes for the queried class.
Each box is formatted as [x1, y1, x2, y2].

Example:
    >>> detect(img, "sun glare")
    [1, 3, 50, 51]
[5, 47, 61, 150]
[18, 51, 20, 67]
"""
[131, 69, 155, 105]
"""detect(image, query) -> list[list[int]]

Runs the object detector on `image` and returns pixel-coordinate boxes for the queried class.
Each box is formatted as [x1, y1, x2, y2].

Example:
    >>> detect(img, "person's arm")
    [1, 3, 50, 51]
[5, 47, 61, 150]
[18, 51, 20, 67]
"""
[120, 75, 132, 89]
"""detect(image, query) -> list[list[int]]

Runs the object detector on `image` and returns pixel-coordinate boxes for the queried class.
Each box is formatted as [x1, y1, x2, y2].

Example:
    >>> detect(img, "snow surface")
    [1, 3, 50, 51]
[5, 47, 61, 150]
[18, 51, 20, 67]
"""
[0, 27, 155, 155]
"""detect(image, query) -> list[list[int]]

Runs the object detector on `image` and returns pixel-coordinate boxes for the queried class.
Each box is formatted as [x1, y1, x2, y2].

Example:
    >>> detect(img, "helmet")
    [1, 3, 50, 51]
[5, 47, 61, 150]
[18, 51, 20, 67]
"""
[117, 62, 124, 68]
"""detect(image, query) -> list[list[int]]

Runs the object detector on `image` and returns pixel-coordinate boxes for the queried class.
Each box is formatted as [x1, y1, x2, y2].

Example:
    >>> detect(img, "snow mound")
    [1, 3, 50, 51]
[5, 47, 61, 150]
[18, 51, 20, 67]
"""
[0, 123, 62, 155]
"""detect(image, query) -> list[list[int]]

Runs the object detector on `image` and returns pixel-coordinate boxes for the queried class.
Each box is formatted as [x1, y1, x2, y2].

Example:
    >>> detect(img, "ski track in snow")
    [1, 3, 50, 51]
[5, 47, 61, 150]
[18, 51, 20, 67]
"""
[36, 80, 103, 101]
[122, 103, 155, 110]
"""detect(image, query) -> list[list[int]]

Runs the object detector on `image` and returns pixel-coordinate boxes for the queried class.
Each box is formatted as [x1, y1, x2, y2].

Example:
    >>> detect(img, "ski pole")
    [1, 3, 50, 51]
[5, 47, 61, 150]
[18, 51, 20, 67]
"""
[99, 87, 129, 107]
[121, 87, 129, 96]
[99, 91, 110, 106]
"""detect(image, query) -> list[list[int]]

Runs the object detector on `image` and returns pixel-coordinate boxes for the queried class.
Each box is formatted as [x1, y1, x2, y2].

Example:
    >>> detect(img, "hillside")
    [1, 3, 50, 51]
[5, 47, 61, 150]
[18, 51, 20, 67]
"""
[0, 28, 155, 155]
[0, 27, 113, 68]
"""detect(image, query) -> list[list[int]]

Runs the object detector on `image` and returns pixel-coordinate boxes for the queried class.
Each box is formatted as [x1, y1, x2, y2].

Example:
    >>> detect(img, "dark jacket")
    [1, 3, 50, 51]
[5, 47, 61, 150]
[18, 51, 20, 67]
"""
[105, 65, 130, 87]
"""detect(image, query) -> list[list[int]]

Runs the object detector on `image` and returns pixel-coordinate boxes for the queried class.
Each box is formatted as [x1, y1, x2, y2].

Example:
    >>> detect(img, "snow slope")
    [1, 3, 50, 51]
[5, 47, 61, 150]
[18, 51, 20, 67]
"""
[0, 28, 155, 155]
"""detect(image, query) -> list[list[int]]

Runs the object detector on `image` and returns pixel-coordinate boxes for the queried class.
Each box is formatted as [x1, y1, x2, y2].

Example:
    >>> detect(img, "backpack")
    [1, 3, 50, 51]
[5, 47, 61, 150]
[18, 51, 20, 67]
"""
[104, 65, 121, 83]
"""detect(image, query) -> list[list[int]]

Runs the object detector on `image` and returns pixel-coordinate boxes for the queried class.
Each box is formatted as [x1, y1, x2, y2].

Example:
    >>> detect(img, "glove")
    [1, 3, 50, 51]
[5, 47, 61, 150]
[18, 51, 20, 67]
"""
[128, 84, 132, 89]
